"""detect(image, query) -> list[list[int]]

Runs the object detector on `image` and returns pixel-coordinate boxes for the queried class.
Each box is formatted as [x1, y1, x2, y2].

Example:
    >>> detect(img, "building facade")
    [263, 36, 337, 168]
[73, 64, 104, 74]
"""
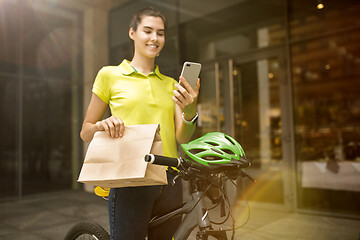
[1, 0, 359, 218]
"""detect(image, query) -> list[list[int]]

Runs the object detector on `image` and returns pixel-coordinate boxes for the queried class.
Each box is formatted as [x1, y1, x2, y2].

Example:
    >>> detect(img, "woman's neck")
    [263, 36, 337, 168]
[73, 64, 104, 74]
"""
[130, 54, 156, 75]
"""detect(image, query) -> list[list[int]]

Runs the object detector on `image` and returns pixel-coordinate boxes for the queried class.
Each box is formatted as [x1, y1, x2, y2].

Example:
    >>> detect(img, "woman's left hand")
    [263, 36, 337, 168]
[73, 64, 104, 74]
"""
[173, 76, 200, 120]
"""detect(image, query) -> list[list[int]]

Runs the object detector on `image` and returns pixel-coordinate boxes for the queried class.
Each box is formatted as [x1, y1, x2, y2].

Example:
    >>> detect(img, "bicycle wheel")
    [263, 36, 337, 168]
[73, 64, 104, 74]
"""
[64, 222, 110, 240]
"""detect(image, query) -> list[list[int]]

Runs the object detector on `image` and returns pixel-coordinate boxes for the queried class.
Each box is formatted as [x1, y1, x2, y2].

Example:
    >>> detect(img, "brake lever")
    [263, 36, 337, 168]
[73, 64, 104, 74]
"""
[240, 170, 256, 183]
[171, 174, 180, 186]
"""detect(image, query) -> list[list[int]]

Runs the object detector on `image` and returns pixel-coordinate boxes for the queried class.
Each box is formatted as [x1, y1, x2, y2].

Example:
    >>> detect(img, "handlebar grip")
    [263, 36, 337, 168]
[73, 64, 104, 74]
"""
[145, 154, 180, 168]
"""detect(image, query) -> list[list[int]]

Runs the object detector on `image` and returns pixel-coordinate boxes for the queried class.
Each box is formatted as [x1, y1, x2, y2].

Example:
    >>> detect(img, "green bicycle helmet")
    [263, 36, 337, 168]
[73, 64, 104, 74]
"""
[181, 132, 246, 167]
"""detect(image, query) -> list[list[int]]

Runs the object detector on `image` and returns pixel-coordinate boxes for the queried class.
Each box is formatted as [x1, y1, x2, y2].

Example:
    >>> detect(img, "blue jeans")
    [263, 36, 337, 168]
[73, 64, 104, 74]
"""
[108, 171, 183, 240]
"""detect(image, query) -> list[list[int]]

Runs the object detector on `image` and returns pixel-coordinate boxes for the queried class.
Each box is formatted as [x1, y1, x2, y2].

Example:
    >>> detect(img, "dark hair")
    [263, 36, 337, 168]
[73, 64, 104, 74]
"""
[129, 7, 167, 32]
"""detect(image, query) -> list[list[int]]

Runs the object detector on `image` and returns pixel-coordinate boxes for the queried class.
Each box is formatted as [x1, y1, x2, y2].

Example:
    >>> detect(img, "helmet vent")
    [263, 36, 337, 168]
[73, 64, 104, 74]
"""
[189, 149, 205, 154]
[202, 156, 223, 161]
[205, 141, 219, 146]
[221, 149, 235, 155]
[211, 148, 223, 155]
[225, 135, 236, 145]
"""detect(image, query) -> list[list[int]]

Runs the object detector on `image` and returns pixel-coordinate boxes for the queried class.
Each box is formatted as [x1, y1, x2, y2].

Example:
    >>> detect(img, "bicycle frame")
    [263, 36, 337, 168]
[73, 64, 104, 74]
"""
[66, 141, 252, 240]
[148, 185, 227, 240]
[146, 153, 254, 239]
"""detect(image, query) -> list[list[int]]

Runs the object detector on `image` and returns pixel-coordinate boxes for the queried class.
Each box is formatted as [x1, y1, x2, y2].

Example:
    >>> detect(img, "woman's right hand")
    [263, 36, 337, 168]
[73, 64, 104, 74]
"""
[81, 93, 125, 142]
[96, 116, 125, 138]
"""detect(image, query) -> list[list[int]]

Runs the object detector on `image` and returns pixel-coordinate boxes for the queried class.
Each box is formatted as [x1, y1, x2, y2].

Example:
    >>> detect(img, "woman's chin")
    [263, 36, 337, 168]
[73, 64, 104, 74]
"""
[145, 52, 160, 59]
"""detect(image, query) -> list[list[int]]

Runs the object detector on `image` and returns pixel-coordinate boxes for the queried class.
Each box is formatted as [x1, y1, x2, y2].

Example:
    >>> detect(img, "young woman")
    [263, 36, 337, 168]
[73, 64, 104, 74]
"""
[80, 7, 200, 240]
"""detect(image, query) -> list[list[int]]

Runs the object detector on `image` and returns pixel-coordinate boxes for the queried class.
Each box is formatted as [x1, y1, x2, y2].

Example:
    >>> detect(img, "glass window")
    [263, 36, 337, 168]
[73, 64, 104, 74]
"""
[234, 57, 284, 204]
[110, 42, 132, 67]
[22, 3, 74, 79]
[197, 63, 218, 135]
[179, 0, 287, 62]
[195, 61, 228, 140]
[0, 1, 21, 74]
[22, 78, 72, 195]
[0, 76, 19, 199]
[289, 0, 360, 42]
[290, 1, 360, 215]
[0, 1, 82, 199]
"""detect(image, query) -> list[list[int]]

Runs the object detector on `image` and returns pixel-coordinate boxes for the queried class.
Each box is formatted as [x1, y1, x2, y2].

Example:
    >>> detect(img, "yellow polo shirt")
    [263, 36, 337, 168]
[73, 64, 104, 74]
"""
[92, 59, 178, 158]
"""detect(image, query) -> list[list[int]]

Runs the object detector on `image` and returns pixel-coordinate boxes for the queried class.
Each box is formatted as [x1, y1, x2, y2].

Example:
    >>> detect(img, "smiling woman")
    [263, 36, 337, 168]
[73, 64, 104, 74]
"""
[129, 16, 166, 73]
[128, 7, 167, 69]
[80, 7, 200, 240]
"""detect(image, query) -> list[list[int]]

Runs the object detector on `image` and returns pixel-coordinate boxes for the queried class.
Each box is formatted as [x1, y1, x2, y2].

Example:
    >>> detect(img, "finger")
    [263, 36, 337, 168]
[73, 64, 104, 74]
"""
[175, 84, 191, 100]
[119, 121, 125, 137]
[179, 76, 193, 93]
[175, 88, 196, 109]
[173, 89, 186, 103]
[175, 89, 194, 108]
[96, 121, 104, 131]
[113, 117, 121, 138]
[105, 118, 117, 138]
[172, 95, 185, 110]
[101, 121, 110, 136]
[194, 78, 200, 93]
[114, 117, 125, 138]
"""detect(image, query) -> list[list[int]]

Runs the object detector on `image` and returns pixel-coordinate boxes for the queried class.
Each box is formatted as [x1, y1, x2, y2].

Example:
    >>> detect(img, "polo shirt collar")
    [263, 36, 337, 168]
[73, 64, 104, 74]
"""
[119, 59, 163, 79]
[153, 65, 163, 79]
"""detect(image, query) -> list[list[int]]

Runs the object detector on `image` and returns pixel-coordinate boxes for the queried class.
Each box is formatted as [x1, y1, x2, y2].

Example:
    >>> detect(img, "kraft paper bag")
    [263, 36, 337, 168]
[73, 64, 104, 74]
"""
[78, 124, 168, 188]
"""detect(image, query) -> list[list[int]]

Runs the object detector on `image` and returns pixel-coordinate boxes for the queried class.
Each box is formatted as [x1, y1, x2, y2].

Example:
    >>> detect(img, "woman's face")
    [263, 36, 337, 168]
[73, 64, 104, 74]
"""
[129, 16, 165, 59]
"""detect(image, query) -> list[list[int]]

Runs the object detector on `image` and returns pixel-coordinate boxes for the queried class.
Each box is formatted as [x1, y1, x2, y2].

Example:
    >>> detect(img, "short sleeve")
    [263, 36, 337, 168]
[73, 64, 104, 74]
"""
[92, 67, 110, 104]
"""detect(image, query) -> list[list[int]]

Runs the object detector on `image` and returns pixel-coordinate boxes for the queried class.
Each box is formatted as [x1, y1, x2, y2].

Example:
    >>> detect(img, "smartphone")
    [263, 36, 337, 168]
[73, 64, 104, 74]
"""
[180, 61, 201, 90]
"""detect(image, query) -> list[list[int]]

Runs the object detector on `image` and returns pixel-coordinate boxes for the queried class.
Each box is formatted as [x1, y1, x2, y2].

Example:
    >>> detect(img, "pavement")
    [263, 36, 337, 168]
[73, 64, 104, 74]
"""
[0, 189, 359, 240]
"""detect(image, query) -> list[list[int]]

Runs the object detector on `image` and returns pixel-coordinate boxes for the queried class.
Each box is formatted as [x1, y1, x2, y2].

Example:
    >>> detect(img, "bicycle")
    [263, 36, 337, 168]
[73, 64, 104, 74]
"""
[64, 132, 255, 240]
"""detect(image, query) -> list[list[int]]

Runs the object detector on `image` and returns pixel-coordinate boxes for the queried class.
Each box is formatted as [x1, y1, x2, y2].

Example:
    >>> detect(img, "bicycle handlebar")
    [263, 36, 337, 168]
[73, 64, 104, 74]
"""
[145, 154, 181, 168]
[145, 154, 256, 183]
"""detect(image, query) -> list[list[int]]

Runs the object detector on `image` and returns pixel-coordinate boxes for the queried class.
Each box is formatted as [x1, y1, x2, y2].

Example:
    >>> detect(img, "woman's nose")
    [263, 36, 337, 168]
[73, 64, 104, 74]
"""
[150, 33, 158, 41]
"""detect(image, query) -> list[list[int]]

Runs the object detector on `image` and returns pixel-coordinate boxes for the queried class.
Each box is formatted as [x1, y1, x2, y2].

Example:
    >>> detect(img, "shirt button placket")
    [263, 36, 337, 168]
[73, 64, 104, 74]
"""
[146, 77, 155, 104]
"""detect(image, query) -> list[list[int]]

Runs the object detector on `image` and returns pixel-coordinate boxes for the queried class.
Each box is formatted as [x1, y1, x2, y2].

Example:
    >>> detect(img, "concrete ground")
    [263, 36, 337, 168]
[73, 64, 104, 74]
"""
[0, 190, 359, 240]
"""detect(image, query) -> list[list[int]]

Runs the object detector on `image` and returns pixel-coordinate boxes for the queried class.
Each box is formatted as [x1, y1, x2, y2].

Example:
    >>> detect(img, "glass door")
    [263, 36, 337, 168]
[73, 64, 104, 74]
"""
[196, 50, 295, 209]
[231, 51, 294, 209]
[197, 60, 245, 205]
[197, 62, 227, 136]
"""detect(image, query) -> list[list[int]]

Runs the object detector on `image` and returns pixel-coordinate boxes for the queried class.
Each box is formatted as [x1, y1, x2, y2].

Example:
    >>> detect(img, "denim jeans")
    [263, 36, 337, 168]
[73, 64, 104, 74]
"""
[108, 171, 183, 240]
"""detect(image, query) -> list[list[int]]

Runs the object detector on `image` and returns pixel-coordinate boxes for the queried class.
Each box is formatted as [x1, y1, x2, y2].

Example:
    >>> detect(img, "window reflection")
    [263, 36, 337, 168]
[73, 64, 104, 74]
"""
[0, 1, 81, 199]
[0, 77, 19, 198]
[290, 0, 360, 214]
[180, 0, 286, 62]
[233, 57, 284, 204]
[197, 64, 218, 135]
[22, 4, 74, 79]
[22, 79, 72, 195]
[0, 1, 21, 74]
[289, 0, 360, 42]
